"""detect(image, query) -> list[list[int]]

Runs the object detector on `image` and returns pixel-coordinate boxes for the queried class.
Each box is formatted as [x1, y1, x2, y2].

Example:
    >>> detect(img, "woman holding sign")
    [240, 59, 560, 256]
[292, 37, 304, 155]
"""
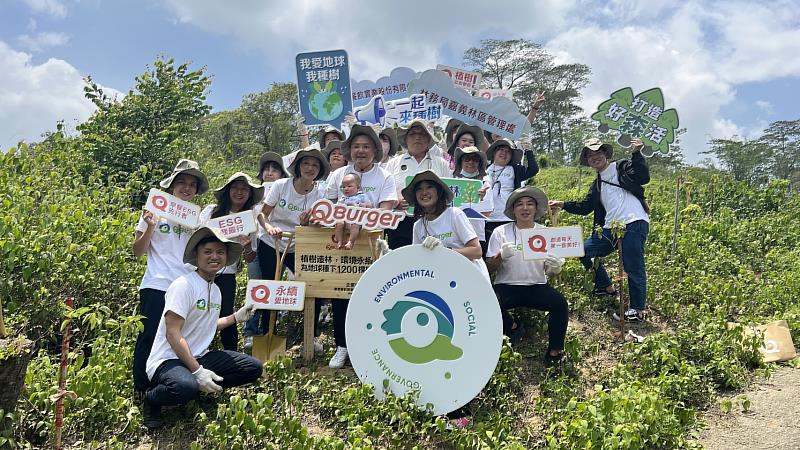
[257, 146, 330, 354]
[131, 159, 210, 399]
[452, 145, 493, 256]
[484, 139, 539, 243]
[199, 172, 264, 351]
[405, 170, 490, 281]
[486, 186, 568, 367]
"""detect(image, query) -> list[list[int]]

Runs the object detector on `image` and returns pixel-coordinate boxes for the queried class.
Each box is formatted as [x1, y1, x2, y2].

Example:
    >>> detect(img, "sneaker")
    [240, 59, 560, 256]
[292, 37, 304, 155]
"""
[612, 308, 644, 322]
[243, 336, 253, 350]
[328, 346, 349, 369]
[142, 400, 162, 429]
[593, 287, 618, 296]
[543, 351, 565, 368]
[314, 338, 324, 355]
[508, 324, 524, 345]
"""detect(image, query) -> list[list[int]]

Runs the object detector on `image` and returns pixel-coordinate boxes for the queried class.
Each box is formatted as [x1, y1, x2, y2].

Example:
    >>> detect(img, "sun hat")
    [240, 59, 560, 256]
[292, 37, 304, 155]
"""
[258, 152, 289, 180]
[342, 124, 383, 163]
[183, 226, 243, 267]
[444, 118, 463, 147]
[380, 127, 400, 157]
[321, 141, 343, 161]
[453, 146, 488, 177]
[504, 186, 549, 221]
[486, 139, 523, 165]
[213, 172, 265, 204]
[317, 126, 345, 145]
[400, 170, 454, 206]
[447, 124, 489, 156]
[160, 159, 210, 194]
[579, 138, 614, 166]
[287, 146, 331, 181]
[398, 119, 436, 150]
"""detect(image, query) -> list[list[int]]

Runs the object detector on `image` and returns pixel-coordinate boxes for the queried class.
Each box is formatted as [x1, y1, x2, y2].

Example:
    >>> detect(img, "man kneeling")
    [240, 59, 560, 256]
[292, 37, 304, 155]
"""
[143, 226, 261, 428]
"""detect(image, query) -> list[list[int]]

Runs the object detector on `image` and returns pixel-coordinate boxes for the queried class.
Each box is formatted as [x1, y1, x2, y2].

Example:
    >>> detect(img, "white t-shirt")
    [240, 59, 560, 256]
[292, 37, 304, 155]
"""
[136, 215, 195, 292]
[385, 152, 453, 216]
[458, 176, 493, 242]
[487, 222, 548, 285]
[262, 177, 324, 252]
[412, 207, 490, 282]
[325, 163, 398, 207]
[146, 271, 221, 380]
[486, 164, 516, 221]
[599, 163, 650, 227]
[199, 204, 255, 275]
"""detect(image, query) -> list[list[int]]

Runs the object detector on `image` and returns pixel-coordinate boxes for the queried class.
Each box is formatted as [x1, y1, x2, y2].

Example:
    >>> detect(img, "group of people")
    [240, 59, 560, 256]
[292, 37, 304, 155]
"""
[131, 96, 652, 428]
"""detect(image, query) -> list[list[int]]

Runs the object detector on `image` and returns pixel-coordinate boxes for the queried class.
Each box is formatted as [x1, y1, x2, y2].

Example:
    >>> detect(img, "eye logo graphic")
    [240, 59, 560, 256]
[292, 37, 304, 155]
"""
[251, 285, 270, 304]
[151, 195, 168, 212]
[528, 234, 547, 252]
[196, 298, 207, 310]
[381, 290, 463, 364]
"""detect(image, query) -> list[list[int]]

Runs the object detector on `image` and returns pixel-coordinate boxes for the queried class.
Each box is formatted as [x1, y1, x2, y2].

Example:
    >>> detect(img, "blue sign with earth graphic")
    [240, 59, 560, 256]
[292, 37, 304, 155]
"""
[295, 49, 352, 126]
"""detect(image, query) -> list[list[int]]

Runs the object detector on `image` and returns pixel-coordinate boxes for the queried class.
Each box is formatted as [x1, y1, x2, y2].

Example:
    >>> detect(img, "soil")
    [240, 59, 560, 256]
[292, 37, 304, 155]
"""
[700, 365, 800, 450]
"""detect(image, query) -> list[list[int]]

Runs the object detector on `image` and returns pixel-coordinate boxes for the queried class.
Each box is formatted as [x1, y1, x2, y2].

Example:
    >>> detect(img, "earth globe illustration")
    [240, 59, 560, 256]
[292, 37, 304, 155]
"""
[308, 81, 344, 121]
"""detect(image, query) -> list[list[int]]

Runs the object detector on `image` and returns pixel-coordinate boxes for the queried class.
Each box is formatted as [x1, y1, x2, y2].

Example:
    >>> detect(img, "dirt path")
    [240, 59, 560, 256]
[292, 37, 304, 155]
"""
[700, 366, 800, 450]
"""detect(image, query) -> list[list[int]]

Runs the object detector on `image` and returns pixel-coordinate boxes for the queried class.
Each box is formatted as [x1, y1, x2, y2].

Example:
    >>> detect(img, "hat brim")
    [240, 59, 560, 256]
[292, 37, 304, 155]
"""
[400, 170, 454, 206]
[447, 125, 489, 156]
[258, 152, 290, 179]
[398, 121, 435, 151]
[579, 144, 613, 166]
[504, 186, 549, 221]
[445, 119, 464, 148]
[342, 124, 383, 163]
[380, 128, 400, 157]
[487, 140, 523, 165]
[183, 226, 244, 267]
[213, 172, 265, 204]
[322, 141, 343, 161]
[453, 146, 488, 177]
[317, 127, 345, 146]
[160, 168, 210, 195]
[287, 148, 331, 181]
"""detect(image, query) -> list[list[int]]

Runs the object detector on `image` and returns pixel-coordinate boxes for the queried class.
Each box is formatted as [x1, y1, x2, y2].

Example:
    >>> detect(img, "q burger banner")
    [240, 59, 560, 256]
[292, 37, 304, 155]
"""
[145, 188, 201, 229]
[519, 226, 585, 260]
[308, 198, 406, 230]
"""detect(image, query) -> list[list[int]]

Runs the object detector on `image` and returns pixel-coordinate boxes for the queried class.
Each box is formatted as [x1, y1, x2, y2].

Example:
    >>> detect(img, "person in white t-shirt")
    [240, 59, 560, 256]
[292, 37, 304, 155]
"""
[256, 146, 330, 354]
[131, 159, 209, 398]
[198, 172, 264, 351]
[486, 186, 568, 367]
[549, 138, 650, 323]
[142, 226, 260, 429]
[404, 170, 490, 282]
[484, 138, 539, 244]
[323, 124, 398, 369]
[385, 119, 452, 249]
[452, 145, 493, 256]
[318, 141, 346, 195]
[446, 124, 489, 163]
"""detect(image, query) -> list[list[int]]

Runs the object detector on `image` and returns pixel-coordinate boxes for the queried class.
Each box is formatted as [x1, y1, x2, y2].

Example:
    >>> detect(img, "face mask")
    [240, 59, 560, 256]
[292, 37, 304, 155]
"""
[460, 169, 479, 178]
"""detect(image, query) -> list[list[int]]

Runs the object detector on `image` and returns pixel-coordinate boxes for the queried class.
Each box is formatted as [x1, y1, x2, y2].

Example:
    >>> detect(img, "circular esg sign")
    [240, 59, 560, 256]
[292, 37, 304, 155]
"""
[345, 245, 502, 415]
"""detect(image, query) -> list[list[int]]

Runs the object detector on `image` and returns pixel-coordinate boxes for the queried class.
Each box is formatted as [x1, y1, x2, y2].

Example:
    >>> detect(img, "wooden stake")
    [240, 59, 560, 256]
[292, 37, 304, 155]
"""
[671, 173, 681, 258]
[53, 297, 75, 450]
[617, 241, 627, 338]
[0, 296, 6, 338]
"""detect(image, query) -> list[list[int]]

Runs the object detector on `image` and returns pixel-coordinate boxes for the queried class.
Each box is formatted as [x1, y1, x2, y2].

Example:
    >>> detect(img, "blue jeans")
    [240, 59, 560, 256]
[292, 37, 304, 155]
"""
[579, 220, 649, 310]
[145, 350, 262, 406]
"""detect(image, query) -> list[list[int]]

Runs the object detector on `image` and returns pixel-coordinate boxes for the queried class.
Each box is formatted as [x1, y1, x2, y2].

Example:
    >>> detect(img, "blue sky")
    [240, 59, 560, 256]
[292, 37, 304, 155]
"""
[1, 0, 798, 163]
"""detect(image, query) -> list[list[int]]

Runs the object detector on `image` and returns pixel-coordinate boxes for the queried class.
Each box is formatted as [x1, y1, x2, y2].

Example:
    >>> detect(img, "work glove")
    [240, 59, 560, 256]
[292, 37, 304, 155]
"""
[543, 253, 565, 276]
[234, 304, 255, 324]
[500, 242, 516, 260]
[422, 236, 441, 250]
[375, 238, 390, 258]
[344, 112, 357, 126]
[192, 366, 224, 394]
[519, 132, 533, 151]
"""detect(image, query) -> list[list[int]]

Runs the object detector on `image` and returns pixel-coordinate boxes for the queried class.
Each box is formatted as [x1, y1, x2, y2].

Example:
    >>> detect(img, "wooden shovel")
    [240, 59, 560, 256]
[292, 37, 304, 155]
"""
[253, 232, 294, 362]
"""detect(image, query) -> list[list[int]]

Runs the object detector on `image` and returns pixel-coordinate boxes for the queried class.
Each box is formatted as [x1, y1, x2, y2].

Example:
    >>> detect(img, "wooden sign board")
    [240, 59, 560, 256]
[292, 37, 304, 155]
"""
[294, 226, 381, 299]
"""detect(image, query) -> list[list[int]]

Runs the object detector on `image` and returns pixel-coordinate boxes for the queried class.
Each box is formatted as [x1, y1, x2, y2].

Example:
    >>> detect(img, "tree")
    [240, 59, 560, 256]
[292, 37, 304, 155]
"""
[239, 83, 301, 156]
[702, 137, 772, 184]
[759, 119, 800, 180]
[463, 39, 591, 164]
[78, 57, 211, 185]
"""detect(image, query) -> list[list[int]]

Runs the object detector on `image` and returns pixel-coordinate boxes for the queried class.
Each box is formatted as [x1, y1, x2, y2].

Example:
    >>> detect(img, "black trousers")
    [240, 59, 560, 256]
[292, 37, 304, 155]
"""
[133, 288, 166, 393]
[214, 273, 238, 351]
[386, 216, 414, 250]
[494, 283, 569, 351]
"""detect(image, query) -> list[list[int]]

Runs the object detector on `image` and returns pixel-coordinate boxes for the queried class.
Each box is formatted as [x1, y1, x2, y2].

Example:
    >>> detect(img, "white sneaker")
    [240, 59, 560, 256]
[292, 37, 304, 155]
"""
[328, 346, 349, 369]
[314, 338, 324, 355]
[243, 336, 253, 350]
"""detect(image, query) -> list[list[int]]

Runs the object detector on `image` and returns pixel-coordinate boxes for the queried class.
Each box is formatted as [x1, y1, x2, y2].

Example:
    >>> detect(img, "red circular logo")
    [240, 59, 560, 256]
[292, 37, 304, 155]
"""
[527, 235, 547, 252]
[250, 285, 270, 304]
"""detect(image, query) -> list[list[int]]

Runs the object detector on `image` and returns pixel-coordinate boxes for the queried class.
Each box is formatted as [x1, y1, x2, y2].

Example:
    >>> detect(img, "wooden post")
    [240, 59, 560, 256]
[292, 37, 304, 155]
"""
[0, 296, 6, 338]
[617, 241, 626, 337]
[302, 297, 316, 364]
[53, 297, 74, 450]
[671, 173, 681, 257]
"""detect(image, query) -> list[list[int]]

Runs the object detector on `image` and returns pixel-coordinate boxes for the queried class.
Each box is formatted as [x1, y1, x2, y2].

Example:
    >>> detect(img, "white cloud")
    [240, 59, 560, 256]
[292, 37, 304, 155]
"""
[161, 0, 576, 81]
[755, 100, 774, 115]
[17, 31, 69, 52]
[22, 0, 67, 18]
[0, 41, 118, 150]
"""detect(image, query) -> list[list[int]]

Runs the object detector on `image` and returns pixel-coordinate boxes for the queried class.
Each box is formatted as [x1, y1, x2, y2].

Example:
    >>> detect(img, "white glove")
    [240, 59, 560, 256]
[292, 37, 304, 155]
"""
[519, 133, 533, 151]
[543, 253, 565, 275]
[344, 111, 357, 126]
[234, 304, 255, 324]
[422, 236, 441, 250]
[375, 238, 390, 258]
[192, 365, 224, 393]
[500, 242, 516, 260]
